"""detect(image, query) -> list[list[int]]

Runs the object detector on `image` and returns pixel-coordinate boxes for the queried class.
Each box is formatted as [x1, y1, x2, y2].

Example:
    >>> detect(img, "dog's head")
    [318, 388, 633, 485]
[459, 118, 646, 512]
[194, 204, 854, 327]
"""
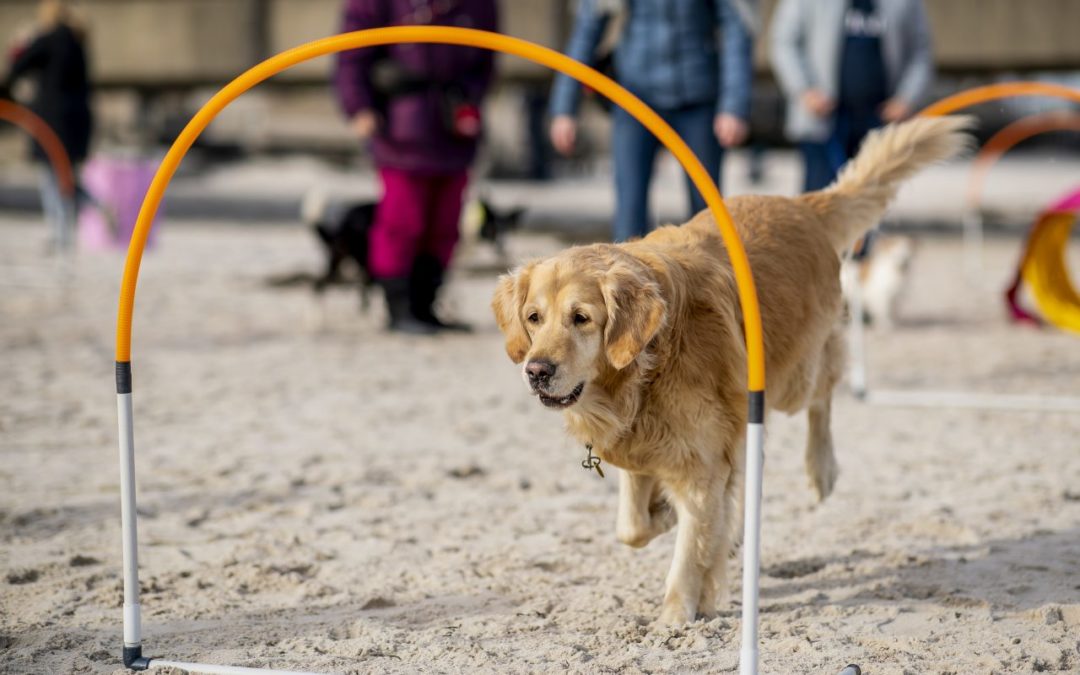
[491, 247, 666, 410]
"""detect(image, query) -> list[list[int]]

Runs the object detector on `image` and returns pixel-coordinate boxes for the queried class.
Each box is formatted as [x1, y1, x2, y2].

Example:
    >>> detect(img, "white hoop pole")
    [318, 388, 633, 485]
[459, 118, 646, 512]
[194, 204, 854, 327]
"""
[961, 209, 984, 279]
[843, 262, 868, 397]
[117, 388, 143, 652]
[739, 420, 765, 675]
[148, 659, 330, 675]
[864, 389, 1080, 412]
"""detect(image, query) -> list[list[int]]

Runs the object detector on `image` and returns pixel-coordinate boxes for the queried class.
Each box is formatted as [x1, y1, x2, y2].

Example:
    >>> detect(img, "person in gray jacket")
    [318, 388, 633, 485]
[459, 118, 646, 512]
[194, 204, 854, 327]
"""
[770, 0, 934, 191]
[549, 0, 756, 242]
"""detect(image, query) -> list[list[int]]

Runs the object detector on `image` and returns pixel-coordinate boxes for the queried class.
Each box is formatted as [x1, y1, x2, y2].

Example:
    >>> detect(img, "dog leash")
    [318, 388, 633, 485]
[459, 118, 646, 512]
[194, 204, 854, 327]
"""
[582, 444, 604, 478]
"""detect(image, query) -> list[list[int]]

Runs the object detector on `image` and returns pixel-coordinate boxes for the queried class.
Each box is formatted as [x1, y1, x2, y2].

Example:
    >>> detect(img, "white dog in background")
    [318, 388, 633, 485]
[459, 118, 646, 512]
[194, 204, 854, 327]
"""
[842, 235, 915, 329]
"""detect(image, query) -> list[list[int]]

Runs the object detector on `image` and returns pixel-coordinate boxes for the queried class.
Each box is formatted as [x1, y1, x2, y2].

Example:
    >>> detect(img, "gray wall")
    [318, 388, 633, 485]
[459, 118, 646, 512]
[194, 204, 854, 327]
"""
[2, 0, 1078, 88]
[0, 0, 566, 85]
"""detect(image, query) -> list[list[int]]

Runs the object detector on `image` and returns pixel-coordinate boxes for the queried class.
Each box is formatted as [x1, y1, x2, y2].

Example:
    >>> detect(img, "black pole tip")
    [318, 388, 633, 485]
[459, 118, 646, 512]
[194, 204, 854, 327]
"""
[116, 361, 133, 395]
[123, 645, 151, 670]
[748, 390, 765, 425]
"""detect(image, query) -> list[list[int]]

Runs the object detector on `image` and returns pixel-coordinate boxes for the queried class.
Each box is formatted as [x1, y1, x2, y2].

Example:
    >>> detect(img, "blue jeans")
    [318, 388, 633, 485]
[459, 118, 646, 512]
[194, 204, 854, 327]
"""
[38, 167, 77, 252]
[612, 102, 721, 242]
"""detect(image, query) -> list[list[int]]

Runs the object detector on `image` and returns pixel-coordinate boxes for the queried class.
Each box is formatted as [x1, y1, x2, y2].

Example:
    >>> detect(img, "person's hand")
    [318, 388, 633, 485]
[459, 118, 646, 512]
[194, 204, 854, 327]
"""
[350, 109, 378, 140]
[550, 115, 578, 156]
[880, 97, 913, 123]
[714, 113, 749, 147]
[802, 89, 835, 118]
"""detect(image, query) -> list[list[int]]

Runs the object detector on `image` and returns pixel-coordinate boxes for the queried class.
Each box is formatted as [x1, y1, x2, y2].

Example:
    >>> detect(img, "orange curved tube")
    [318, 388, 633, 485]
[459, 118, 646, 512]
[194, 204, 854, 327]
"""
[113, 27, 766, 392]
[964, 112, 1080, 211]
[0, 99, 76, 197]
[919, 81, 1080, 118]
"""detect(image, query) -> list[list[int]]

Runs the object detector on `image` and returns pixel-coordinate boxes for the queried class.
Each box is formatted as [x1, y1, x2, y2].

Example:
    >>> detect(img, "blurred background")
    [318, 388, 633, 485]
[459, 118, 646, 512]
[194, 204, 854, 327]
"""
[1, 0, 1079, 229]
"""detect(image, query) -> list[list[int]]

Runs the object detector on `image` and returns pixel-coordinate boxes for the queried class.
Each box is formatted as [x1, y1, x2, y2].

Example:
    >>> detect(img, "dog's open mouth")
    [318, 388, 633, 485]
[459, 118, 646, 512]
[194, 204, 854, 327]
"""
[537, 382, 585, 409]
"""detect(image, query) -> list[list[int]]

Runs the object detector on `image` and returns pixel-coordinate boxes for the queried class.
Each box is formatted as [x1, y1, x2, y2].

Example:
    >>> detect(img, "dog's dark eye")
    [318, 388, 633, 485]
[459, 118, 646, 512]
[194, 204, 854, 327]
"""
[573, 313, 590, 326]
[527, 312, 540, 324]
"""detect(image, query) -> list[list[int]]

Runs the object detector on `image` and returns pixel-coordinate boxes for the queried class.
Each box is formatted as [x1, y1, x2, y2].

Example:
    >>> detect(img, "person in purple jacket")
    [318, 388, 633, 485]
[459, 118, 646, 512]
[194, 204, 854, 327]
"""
[335, 0, 498, 334]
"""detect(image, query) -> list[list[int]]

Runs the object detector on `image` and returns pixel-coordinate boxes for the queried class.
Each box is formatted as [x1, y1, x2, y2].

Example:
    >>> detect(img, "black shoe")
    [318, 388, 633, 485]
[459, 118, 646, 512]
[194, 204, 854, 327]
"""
[409, 254, 472, 332]
[379, 277, 438, 335]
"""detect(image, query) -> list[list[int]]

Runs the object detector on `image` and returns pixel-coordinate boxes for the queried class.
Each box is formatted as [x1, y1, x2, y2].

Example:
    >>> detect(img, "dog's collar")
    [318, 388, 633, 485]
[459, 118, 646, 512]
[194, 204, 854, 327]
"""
[581, 444, 604, 478]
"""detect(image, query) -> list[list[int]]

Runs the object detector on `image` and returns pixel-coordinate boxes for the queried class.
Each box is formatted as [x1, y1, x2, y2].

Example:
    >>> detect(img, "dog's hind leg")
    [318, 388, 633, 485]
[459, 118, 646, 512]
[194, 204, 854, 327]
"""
[616, 471, 675, 548]
[806, 329, 844, 501]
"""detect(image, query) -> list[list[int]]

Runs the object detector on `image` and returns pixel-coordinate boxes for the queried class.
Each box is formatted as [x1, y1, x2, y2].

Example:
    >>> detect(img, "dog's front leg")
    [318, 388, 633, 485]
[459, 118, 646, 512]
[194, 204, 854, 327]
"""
[658, 482, 722, 625]
[616, 471, 674, 548]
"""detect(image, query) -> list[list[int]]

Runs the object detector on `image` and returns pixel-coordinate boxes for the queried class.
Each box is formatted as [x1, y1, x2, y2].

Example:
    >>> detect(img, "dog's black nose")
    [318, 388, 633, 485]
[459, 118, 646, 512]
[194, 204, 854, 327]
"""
[525, 360, 556, 386]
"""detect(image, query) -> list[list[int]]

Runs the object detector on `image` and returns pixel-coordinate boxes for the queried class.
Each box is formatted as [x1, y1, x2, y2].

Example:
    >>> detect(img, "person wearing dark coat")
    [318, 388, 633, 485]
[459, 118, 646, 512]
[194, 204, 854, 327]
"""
[335, 0, 498, 334]
[4, 0, 94, 251]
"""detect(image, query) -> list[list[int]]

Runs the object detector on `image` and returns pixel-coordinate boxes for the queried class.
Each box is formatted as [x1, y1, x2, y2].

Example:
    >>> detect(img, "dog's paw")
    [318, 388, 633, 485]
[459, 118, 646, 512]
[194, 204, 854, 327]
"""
[616, 524, 652, 549]
[657, 596, 696, 626]
[694, 601, 718, 622]
[808, 448, 839, 502]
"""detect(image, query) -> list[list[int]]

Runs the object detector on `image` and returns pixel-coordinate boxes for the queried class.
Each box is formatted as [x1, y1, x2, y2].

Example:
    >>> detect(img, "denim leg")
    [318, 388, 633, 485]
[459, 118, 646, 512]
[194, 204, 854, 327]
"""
[612, 106, 659, 242]
[38, 167, 71, 250]
[800, 142, 836, 193]
[666, 103, 721, 217]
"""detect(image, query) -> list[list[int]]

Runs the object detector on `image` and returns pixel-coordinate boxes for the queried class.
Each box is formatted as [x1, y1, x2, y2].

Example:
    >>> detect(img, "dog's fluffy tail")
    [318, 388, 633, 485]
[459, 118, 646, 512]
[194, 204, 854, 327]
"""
[803, 115, 975, 254]
[300, 187, 330, 228]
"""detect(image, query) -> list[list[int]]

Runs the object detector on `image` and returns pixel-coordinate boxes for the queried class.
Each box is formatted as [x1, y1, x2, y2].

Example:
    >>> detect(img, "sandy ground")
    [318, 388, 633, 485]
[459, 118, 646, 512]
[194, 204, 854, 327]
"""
[1, 213, 1079, 675]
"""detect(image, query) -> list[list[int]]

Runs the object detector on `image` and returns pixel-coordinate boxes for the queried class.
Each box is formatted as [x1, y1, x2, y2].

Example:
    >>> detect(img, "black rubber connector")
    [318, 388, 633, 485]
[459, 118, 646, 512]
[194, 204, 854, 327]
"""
[748, 389, 765, 425]
[116, 361, 132, 394]
[122, 645, 151, 670]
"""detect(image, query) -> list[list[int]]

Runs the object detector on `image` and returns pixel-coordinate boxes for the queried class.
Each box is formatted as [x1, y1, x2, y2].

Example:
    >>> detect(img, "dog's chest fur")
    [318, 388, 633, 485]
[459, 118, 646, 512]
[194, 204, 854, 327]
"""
[562, 245, 747, 479]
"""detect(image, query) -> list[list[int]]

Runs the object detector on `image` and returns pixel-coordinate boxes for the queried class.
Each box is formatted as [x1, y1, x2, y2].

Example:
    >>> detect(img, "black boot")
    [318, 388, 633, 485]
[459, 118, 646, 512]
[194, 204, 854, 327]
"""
[379, 277, 438, 335]
[410, 254, 472, 332]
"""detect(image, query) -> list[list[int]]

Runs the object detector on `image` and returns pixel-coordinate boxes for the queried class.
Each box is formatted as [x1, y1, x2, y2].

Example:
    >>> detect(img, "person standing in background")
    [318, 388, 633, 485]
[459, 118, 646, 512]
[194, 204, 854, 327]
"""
[335, 0, 497, 335]
[770, 0, 934, 192]
[548, 0, 756, 242]
[3, 0, 93, 253]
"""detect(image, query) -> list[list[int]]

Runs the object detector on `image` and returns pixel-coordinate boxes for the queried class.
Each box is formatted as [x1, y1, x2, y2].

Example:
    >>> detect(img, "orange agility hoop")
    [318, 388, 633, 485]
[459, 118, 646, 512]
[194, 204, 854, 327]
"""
[111, 27, 770, 675]
[112, 26, 764, 390]
[965, 111, 1080, 211]
[919, 81, 1080, 118]
[0, 98, 76, 197]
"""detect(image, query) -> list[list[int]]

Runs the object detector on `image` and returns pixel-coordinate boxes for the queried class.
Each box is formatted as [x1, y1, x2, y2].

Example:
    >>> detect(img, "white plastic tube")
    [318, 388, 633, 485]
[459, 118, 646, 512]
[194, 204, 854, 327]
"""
[740, 421, 765, 675]
[149, 660, 330, 675]
[866, 389, 1080, 412]
[117, 392, 142, 648]
[843, 262, 868, 398]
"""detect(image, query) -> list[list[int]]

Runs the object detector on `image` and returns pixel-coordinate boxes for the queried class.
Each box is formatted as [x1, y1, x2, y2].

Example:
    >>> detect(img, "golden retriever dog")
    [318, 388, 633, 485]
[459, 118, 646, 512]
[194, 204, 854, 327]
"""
[492, 117, 971, 625]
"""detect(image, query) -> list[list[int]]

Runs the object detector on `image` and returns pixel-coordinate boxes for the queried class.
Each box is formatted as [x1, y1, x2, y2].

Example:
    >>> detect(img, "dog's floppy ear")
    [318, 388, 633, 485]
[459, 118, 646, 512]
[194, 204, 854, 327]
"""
[491, 264, 533, 363]
[601, 259, 666, 370]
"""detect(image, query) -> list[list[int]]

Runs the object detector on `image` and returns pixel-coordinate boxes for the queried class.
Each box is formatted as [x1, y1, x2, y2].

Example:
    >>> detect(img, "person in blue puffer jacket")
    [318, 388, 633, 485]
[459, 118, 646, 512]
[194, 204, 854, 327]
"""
[549, 0, 756, 242]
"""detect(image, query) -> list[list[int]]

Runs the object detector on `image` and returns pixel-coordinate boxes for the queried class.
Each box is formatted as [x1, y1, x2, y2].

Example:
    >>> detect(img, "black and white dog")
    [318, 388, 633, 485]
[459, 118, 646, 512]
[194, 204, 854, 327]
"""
[301, 189, 525, 311]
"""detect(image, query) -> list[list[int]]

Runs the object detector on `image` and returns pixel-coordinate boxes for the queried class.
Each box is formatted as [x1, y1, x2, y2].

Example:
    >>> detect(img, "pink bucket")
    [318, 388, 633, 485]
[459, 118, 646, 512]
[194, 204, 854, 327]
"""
[78, 155, 160, 251]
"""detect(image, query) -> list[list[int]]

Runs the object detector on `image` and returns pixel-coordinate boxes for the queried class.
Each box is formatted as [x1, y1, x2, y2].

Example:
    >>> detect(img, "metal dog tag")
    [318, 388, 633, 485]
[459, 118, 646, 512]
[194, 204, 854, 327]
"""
[582, 444, 604, 478]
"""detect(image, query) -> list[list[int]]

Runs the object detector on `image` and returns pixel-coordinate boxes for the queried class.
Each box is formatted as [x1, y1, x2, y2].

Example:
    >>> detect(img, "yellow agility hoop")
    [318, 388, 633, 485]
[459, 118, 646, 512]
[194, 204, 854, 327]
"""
[113, 26, 766, 394]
